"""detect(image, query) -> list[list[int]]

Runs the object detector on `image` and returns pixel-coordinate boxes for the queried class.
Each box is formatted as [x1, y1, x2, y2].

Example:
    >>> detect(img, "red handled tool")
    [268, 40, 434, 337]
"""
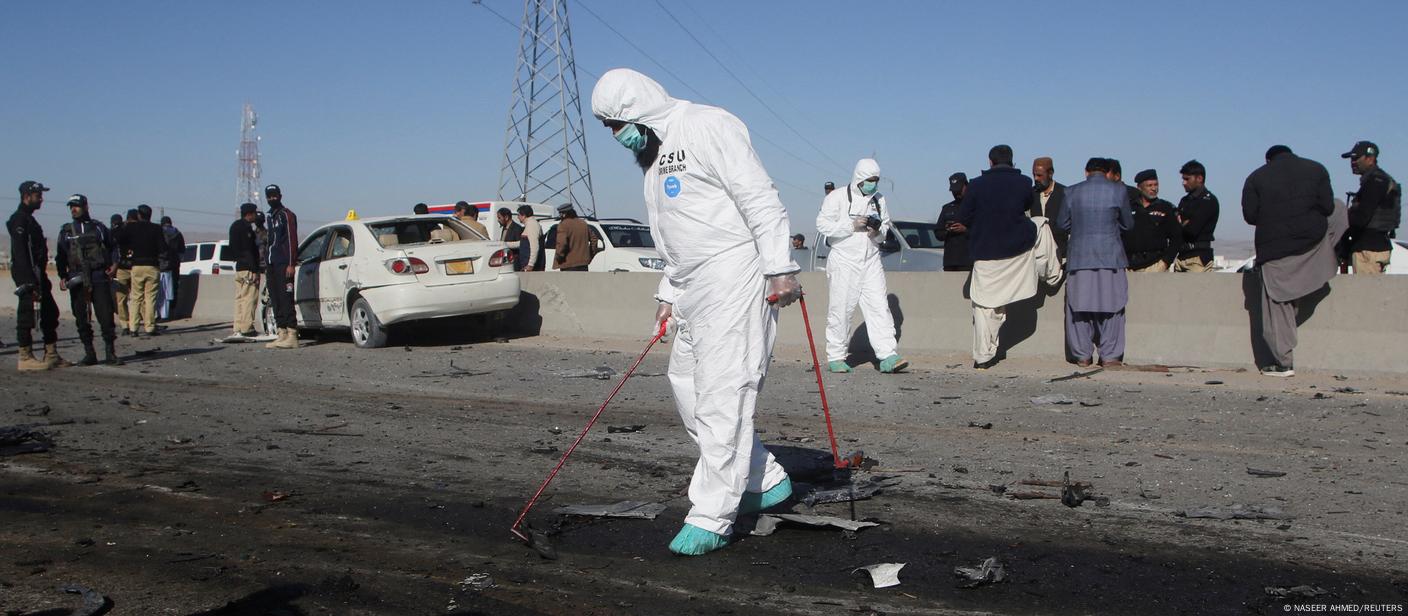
[511, 321, 669, 543]
[769, 292, 860, 470]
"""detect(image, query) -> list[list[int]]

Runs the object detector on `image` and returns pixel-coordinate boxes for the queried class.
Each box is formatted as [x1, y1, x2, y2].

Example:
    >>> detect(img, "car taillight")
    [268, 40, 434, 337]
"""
[489, 249, 510, 268]
[212, 263, 220, 274]
[385, 257, 429, 275]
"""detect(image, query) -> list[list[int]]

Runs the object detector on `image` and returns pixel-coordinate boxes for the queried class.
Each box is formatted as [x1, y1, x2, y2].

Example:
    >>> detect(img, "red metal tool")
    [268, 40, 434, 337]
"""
[770, 293, 857, 470]
[510, 321, 668, 543]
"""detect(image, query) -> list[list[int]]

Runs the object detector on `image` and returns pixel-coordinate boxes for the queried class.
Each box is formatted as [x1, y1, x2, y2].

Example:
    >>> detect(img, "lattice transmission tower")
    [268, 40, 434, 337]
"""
[236, 103, 261, 208]
[497, 0, 595, 216]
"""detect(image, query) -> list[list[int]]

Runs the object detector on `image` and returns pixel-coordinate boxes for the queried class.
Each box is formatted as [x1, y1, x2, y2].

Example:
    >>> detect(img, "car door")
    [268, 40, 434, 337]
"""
[318, 226, 356, 327]
[294, 230, 330, 328]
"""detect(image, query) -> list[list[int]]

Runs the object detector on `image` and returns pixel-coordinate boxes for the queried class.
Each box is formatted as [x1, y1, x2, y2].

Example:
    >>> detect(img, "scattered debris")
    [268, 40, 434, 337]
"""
[803, 476, 901, 506]
[59, 584, 111, 616]
[459, 573, 496, 592]
[271, 422, 363, 437]
[1246, 467, 1287, 478]
[558, 367, 617, 380]
[750, 513, 879, 536]
[17, 403, 51, 416]
[1311, 392, 1333, 400]
[548, 426, 563, 435]
[216, 333, 277, 343]
[0, 424, 54, 456]
[1046, 368, 1103, 383]
[1178, 504, 1292, 520]
[852, 563, 905, 588]
[1031, 394, 1077, 405]
[1204, 380, 1224, 385]
[1060, 472, 1088, 508]
[552, 501, 666, 519]
[522, 523, 558, 560]
[966, 422, 993, 430]
[1332, 387, 1361, 394]
[954, 557, 1007, 588]
[606, 424, 646, 434]
[410, 360, 490, 379]
[1264, 585, 1329, 599]
[261, 490, 292, 503]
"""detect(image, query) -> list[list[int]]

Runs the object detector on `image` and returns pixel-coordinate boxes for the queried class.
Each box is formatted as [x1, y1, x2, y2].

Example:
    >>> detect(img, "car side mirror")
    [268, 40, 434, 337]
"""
[879, 239, 901, 253]
[595, 238, 606, 252]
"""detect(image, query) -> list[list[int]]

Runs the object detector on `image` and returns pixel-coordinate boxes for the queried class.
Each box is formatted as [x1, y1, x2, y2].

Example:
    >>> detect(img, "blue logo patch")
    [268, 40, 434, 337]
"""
[663, 175, 681, 198]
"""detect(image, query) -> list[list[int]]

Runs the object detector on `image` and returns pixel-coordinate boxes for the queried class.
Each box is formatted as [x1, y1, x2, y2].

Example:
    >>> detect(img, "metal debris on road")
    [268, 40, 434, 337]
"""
[852, 563, 905, 588]
[749, 513, 880, 537]
[1046, 367, 1104, 383]
[17, 403, 51, 416]
[59, 584, 111, 616]
[1264, 585, 1328, 599]
[803, 476, 901, 506]
[552, 501, 666, 519]
[460, 573, 496, 592]
[954, 557, 1007, 588]
[0, 424, 53, 456]
[966, 422, 993, 430]
[557, 366, 617, 380]
[1030, 394, 1077, 405]
[1178, 504, 1293, 520]
[1246, 467, 1287, 478]
[606, 424, 646, 433]
[262, 490, 292, 503]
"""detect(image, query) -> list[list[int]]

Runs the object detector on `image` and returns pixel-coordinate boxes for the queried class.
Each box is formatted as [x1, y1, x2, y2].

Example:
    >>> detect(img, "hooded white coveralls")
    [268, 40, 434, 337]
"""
[591, 69, 794, 536]
[816, 159, 898, 364]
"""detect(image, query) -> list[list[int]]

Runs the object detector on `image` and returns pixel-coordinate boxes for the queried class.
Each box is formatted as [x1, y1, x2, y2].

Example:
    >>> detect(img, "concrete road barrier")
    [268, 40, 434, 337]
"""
[4, 270, 1403, 373]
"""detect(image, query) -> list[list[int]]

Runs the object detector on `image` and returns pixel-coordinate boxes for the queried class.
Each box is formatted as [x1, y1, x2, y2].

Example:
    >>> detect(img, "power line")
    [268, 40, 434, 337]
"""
[651, 0, 848, 173]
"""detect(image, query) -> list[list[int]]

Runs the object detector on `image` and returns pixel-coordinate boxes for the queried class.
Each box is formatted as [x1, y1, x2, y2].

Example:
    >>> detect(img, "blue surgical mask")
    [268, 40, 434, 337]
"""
[859, 180, 878, 196]
[614, 123, 647, 154]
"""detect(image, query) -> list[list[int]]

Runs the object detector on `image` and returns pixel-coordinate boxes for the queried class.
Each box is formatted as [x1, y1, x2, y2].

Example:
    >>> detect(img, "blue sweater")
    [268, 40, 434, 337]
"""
[1059, 175, 1134, 271]
[958, 166, 1037, 261]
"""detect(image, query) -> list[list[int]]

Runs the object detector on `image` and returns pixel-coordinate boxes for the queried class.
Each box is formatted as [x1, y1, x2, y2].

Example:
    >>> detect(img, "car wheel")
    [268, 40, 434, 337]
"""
[350, 298, 388, 349]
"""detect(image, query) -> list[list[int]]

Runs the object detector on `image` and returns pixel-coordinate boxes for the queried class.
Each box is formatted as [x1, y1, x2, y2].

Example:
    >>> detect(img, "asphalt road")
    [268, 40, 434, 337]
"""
[2, 314, 1405, 615]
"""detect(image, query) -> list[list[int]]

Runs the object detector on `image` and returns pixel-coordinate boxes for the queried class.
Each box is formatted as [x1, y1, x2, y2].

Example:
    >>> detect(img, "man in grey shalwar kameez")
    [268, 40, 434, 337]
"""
[1058, 158, 1135, 366]
[1243, 146, 1342, 377]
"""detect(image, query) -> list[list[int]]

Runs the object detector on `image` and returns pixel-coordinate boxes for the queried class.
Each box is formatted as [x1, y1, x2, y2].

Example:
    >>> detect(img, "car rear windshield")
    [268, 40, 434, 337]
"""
[368, 218, 480, 248]
[894, 221, 944, 249]
[600, 224, 654, 248]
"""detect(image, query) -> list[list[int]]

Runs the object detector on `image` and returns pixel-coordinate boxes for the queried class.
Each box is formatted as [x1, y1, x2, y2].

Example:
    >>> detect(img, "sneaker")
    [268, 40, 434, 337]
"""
[827, 360, 852, 373]
[239, 330, 259, 338]
[1260, 364, 1295, 377]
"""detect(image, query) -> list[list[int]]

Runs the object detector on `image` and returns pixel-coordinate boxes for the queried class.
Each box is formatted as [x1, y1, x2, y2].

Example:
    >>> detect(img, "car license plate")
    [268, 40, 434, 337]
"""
[444, 259, 474, 275]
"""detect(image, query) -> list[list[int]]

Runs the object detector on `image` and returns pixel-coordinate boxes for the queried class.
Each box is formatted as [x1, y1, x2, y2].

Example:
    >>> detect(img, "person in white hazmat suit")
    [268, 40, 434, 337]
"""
[816, 159, 909, 374]
[590, 68, 804, 556]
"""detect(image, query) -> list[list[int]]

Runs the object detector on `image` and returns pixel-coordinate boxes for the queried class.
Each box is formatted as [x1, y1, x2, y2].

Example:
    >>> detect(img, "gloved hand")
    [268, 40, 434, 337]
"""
[851, 216, 870, 232]
[766, 273, 802, 308]
[653, 302, 674, 341]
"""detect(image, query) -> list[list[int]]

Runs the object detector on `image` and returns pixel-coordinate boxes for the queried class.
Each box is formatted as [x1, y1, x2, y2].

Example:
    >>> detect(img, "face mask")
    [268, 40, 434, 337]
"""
[614, 123, 647, 154]
[859, 180, 878, 196]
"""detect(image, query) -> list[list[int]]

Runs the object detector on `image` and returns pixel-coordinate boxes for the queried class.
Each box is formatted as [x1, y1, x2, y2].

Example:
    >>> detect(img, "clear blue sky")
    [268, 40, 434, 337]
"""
[3, 1, 1405, 249]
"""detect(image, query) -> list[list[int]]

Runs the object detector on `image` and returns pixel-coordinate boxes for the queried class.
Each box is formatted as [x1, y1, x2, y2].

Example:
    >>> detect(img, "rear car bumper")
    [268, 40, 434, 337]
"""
[360, 273, 521, 325]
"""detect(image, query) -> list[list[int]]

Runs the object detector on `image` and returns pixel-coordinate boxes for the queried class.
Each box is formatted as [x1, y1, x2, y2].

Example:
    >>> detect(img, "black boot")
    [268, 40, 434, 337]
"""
[80, 340, 99, 366]
[103, 341, 124, 366]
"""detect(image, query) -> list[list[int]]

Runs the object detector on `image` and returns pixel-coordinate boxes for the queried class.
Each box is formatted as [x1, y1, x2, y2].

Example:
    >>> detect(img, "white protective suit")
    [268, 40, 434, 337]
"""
[816, 159, 898, 364]
[591, 68, 796, 536]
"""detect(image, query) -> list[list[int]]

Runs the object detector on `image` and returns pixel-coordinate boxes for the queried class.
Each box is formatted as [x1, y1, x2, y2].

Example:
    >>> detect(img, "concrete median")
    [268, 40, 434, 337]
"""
[4, 270, 1403, 373]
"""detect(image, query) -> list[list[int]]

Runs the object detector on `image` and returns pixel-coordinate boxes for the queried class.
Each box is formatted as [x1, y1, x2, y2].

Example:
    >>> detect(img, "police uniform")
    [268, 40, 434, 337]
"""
[7, 181, 68, 370]
[1175, 187, 1220, 271]
[56, 195, 122, 365]
[1343, 141, 1400, 275]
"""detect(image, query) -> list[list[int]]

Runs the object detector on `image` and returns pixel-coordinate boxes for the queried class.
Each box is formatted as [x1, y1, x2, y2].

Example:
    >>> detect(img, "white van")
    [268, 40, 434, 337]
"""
[181, 240, 236, 275]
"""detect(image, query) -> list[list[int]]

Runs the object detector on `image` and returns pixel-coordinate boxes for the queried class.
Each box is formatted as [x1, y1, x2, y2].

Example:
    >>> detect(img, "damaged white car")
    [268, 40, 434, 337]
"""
[265, 215, 521, 348]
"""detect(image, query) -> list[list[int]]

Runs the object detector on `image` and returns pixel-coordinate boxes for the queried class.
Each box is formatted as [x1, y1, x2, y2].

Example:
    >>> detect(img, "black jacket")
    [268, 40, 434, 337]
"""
[56, 218, 115, 281]
[1242, 152, 1334, 263]
[160, 225, 186, 272]
[1346, 166, 1399, 252]
[228, 219, 261, 272]
[1031, 182, 1068, 255]
[936, 198, 971, 270]
[959, 166, 1037, 261]
[6, 206, 47, 287]
[114, 220, 166, 267]
[1122, 198, 1181, 269]
[1176, 187, 1220, 261]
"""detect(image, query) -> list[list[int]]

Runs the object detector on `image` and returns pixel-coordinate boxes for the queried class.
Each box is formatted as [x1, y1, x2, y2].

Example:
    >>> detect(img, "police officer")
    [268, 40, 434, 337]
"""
[7, 180, 70, 371]
[1174, 160, 1220, 271]
[56, 195, 123, 365]
[1342, 141, 1400, 275]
